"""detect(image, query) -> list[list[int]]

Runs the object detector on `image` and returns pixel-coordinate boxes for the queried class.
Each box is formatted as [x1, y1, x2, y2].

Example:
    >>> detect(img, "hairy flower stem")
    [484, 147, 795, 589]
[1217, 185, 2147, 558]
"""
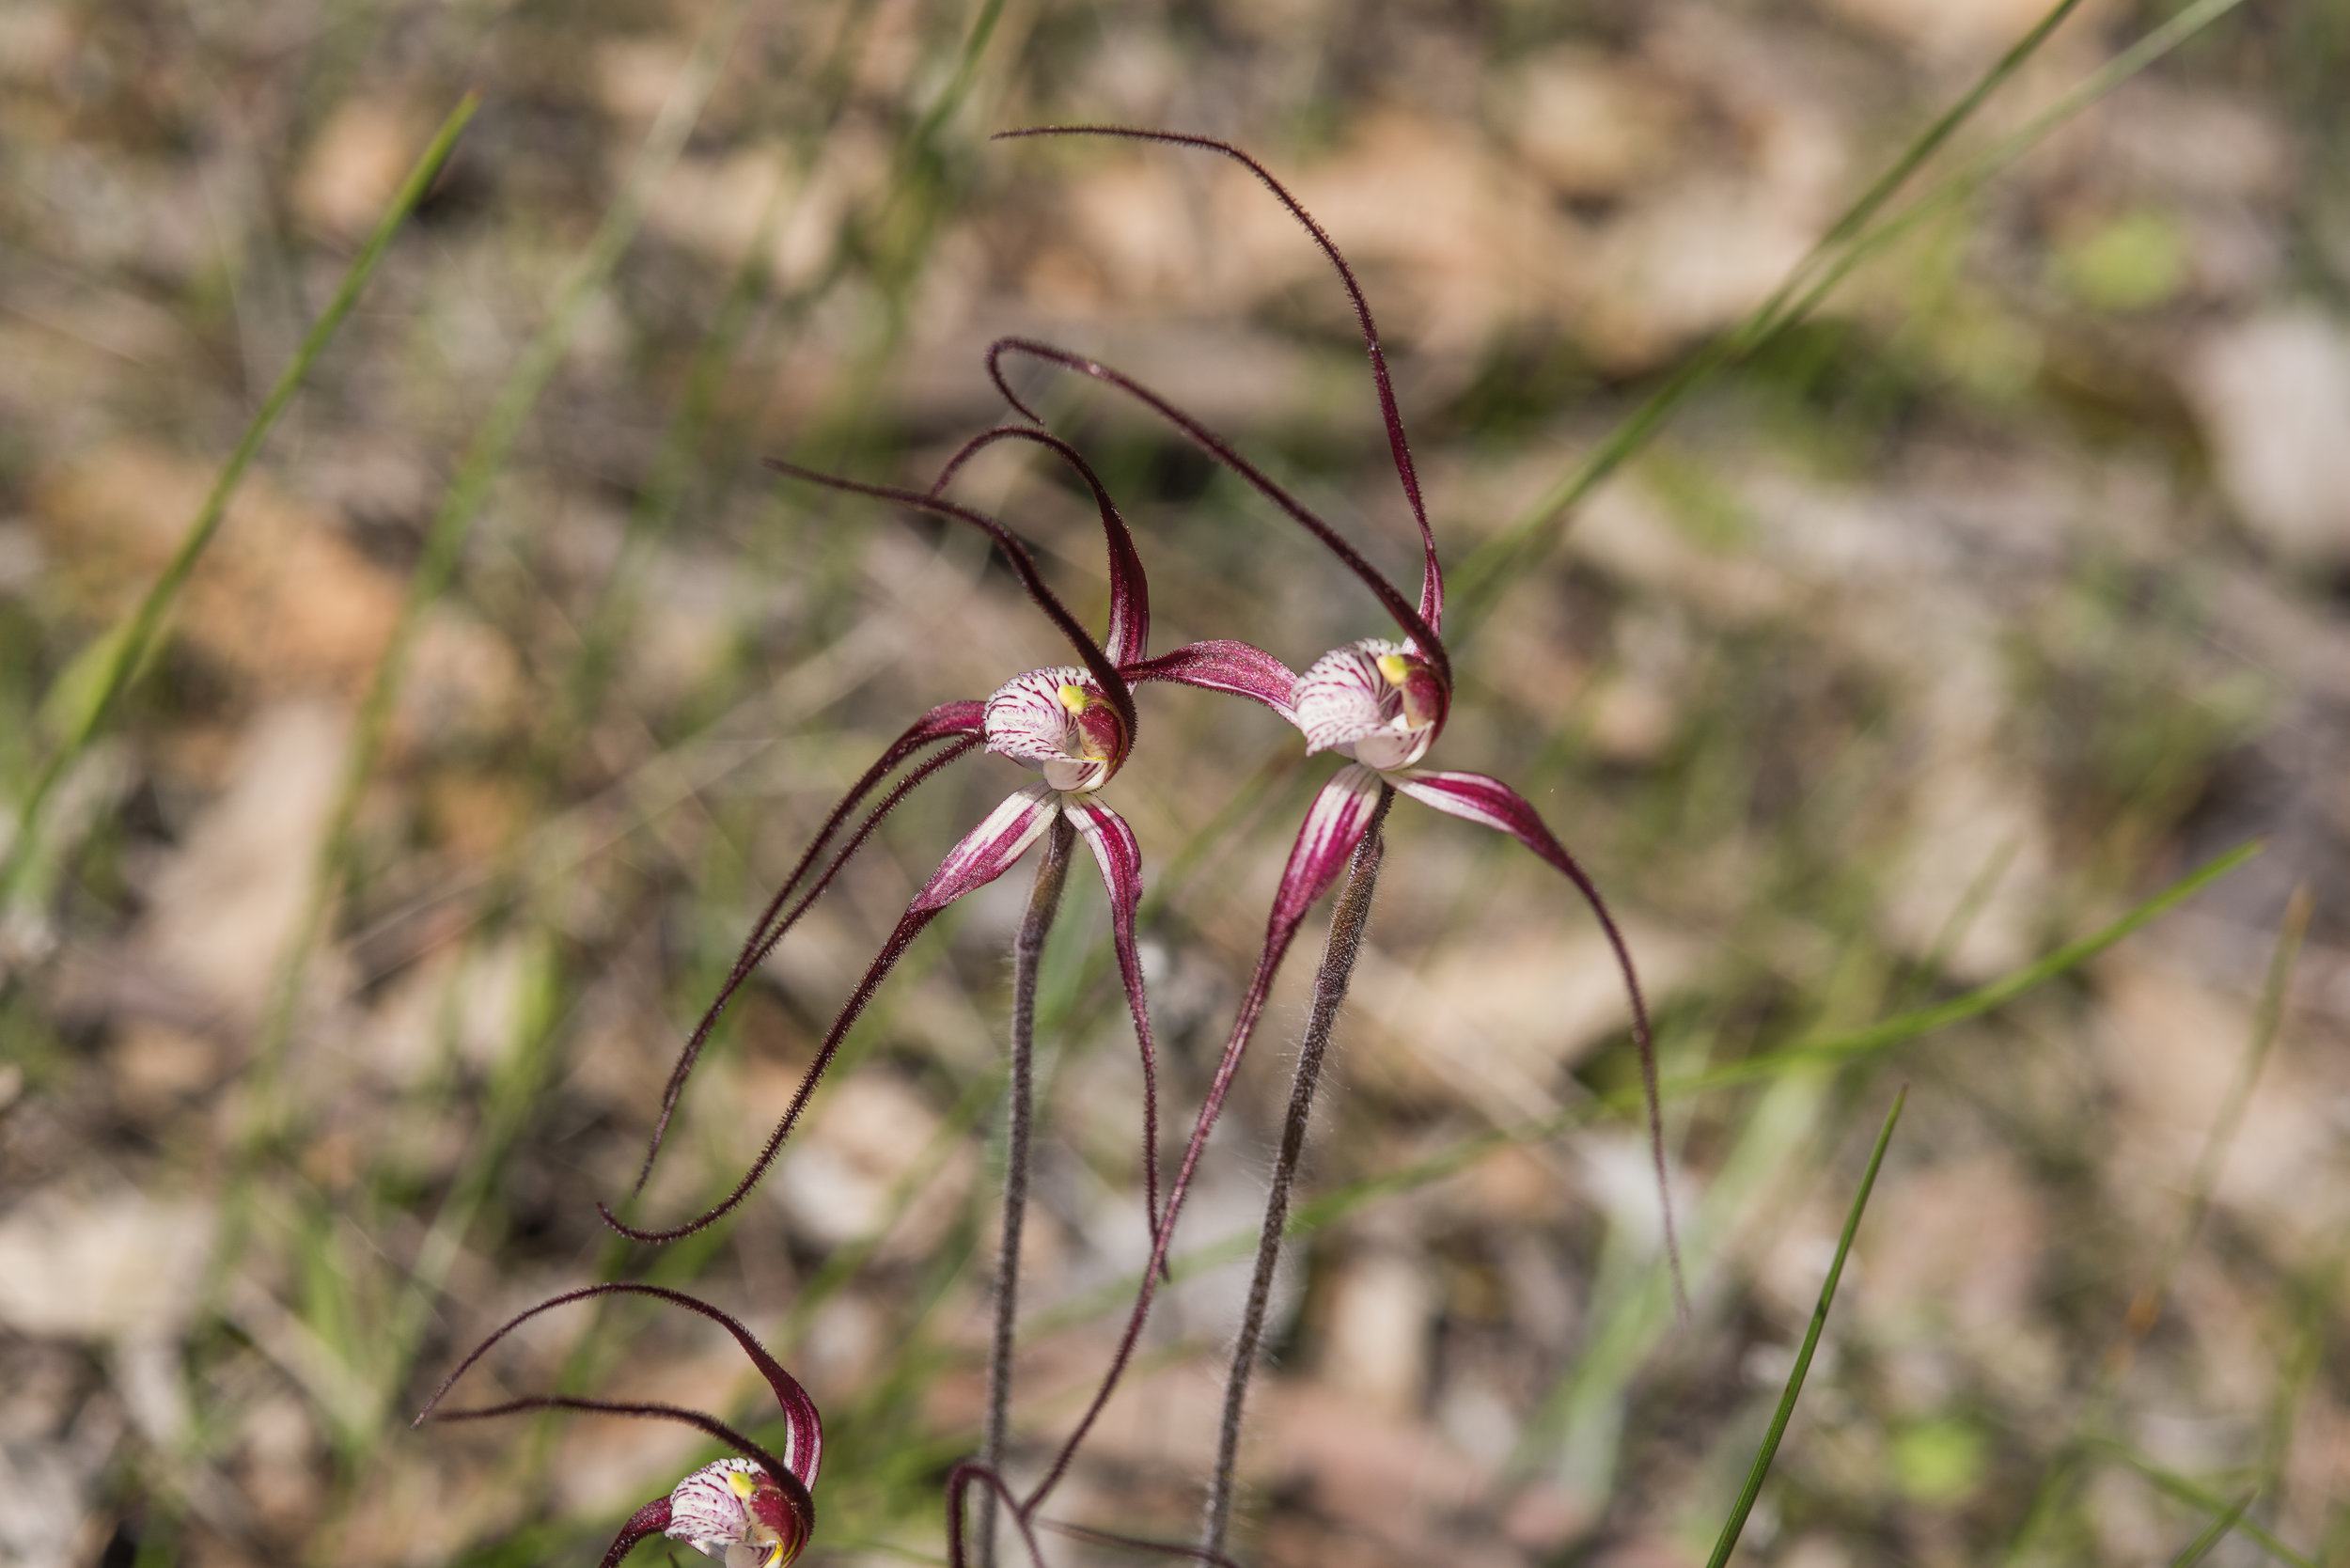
[1023, 788, 1396, 1518]
[1204, 803, 1387, 1558]
[979, 813, 1076, 1568]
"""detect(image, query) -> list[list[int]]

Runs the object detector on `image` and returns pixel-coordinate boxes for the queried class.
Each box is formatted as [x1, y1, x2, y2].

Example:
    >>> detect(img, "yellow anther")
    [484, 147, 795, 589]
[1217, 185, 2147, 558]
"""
[727, 1470, 759, 1500]
[1058, 682, 1090, 713]
[1376, 653, 1414, 686]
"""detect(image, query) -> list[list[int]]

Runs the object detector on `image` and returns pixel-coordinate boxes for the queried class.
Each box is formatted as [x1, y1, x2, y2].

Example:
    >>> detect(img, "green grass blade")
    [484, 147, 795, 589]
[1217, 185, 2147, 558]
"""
[1802, 0, 2086, 259]
[908, 0, 1005, 149]
[2000, 880, 2306, 1561]
[1702, 1087, 1906, 1568]
[1751, 0, 2254, 358]
[0, 92, 478, 898]
[2092, 1439, 2316, 1568]
[1448, 0, 2248, 628]
[1445, 0, 2082, 626]
[2170, 1492, 2258, 1568]
[1668, 840, 2262, 1098]
[540, 0, 951, 776]
[2126, 882, 2308, 1346]
[241, 0, 753, 1142]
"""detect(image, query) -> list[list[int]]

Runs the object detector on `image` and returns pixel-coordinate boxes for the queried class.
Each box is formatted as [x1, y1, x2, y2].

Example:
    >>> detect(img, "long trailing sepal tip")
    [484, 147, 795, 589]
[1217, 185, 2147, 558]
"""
[760, 456, 1136, 738]
[977, 336, 1449, 689]
[629, 714, 983, 1199]
[989, 124, 1443, 635]
[602, 890, 948, 1242]
[1011, 781, 1394, 1519]
[1388, 767, 1685, 1317]
[413, 1282, 823, 1489]
[927, 423, 1152, 670]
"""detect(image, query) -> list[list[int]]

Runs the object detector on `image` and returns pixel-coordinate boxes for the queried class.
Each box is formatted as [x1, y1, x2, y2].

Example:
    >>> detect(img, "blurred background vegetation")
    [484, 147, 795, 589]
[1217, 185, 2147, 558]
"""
[0, 0, 2345, 1564]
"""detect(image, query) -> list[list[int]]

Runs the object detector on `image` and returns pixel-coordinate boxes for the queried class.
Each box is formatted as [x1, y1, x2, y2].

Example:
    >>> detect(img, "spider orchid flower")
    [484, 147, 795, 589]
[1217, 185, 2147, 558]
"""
[415, 1284, 822, 1568]
[986, 127, 1680, 1319]
[602, 425, 1295, 1245]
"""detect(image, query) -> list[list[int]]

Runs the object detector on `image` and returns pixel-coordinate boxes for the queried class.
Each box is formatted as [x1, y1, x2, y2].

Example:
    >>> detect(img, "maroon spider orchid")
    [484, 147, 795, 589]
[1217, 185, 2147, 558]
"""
[980, 127, 1681, 1538]
[415, 1284, 822, 1568]
[600, 423, 1295, 1246]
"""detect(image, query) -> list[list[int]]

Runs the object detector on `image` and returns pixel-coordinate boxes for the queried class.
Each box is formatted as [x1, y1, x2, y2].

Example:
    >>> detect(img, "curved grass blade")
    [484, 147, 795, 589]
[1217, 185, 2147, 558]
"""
[1666, 840, 2261, 1099]
[1449, 0, 2251, 627]
[239, 0, 754, 1150]
[2109, 882, 2309, 1378]
[2091, 1439, 2316, 1568]
[2170, 1492, 2258, 1568]
[1734, 0, 2258, 394]
[1702, 1088, 1905, 1568]
[0, 92, 478, 899]
[544, 0, 997, 775]
[2000, 879, 2307, 1561]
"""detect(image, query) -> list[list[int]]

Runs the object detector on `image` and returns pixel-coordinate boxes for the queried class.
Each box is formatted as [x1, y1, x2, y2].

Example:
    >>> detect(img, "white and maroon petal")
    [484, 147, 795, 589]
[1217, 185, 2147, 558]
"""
[665, 1457, 805, 1568]
[666, 1459, 764, 1559]
[1269, 763, 1386, 931]
[982, 668, 1081, 767]
[739, 1342, 822, 1490]
[769, 457, 1136, 745]
[625, 1287, 821, 1488]
[1292, 642, 1392, 755]
[1353, 724, 1432, 771]
[927, 424, 1151, 668]
[1416, 519, 1443, 640]
[911, 783, 1058, 914]
[983, 666, 1121, 791]
[1393, 769, 1626, 917]
[909, 698, 986, 741]
[1294, 637, 1439, 769]
[1392, 770, 1642, 955]
[1122, 639, 1300, 726]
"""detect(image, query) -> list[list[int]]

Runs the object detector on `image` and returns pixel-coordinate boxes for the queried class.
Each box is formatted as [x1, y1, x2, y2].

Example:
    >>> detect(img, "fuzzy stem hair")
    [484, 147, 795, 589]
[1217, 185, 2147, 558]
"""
[979, 814, 1076, 1568]
[1204, 812, 1386, 1556]
[1021, 787, 1397, 1516]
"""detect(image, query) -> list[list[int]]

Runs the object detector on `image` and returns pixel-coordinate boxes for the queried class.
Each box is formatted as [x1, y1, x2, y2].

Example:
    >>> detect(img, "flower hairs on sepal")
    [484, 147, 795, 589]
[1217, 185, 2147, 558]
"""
[415, 1283, 821, 1568]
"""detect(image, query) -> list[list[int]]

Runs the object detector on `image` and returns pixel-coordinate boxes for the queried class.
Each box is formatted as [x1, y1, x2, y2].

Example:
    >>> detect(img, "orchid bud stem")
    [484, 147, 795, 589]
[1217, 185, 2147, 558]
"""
[1205, 786, 1390, 1558]
[979, 813, 1076, 1568]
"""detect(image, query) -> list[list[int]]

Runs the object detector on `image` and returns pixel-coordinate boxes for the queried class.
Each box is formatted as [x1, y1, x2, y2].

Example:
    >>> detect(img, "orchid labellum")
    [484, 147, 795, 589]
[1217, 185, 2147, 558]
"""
[601, 424, 1293, 1244]
[416, 1284, 822, 1568]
